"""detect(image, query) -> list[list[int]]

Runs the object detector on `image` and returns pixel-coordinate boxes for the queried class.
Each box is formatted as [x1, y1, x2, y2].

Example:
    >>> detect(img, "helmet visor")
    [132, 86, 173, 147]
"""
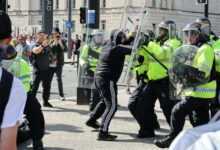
[183, 30, 199, 45]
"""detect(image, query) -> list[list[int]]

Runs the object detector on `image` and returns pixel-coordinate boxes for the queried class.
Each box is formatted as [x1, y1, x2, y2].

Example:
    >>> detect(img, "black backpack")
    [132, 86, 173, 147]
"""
[0, 68, 13, 127]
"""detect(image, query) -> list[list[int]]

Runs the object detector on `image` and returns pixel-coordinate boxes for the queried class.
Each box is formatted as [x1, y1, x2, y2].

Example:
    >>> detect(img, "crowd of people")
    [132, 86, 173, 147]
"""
[1, 8, 220, 150]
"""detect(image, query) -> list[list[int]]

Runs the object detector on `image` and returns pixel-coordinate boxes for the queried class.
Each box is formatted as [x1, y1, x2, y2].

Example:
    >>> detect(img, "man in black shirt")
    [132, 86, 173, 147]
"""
[50, 27, 67, 100]
[72, 34, 81, 65]
[86, 29, 135, 141]
[31, 30, 56, 107]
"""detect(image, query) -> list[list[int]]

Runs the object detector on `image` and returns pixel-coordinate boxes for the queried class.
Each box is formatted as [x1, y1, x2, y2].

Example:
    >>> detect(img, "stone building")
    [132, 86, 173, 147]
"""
[8, 0, 220, 37]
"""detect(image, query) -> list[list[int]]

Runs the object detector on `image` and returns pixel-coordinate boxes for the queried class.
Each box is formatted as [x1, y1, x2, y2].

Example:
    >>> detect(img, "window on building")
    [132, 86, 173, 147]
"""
[55, 21, 59, 28]
[56, 0, 59, 9]
[84, 0, 87, 7]
[72, 21, 76, 32]
[73, 0, 76, 8]
[66, 0, 68, 8]
[40, 0, 42, 10]
[101, 20, 106, 31]
[103, 0, 106, 8]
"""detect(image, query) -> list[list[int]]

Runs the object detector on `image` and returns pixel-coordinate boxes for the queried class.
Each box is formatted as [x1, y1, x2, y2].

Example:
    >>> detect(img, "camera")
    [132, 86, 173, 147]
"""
[56, 35, 60, 39]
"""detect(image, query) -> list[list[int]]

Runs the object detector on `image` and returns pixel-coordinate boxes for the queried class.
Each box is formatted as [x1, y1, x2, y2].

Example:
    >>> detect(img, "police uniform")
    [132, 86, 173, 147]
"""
[155, 21, 216, 148]
[128, 46, 160, 131]
[80, 44, 102, 111]
[1, 45, 45, 149]
[210, 34, 220, 117]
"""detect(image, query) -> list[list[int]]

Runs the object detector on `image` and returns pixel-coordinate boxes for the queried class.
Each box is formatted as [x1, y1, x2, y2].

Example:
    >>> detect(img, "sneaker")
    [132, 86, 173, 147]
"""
[71, 62, 75, 65]
[97, 132, 117, 141]
[126, 88, 131, 94]
[60, 96, 65, 101]
[33, 139, 43, 150]
[154, 135, 175, 148]
[85, 118, 100, 129]
[43, 102, 53, 108]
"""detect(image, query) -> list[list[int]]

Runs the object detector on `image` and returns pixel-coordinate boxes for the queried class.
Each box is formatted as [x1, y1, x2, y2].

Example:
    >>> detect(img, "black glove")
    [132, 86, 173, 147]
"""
[143, 35, 149, 46]
[137, 55, 144, 64]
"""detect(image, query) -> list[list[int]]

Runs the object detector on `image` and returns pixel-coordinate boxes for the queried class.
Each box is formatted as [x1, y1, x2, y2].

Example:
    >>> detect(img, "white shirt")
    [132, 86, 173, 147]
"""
[169, 121, 220, 150]
[0, 67, 27, 128]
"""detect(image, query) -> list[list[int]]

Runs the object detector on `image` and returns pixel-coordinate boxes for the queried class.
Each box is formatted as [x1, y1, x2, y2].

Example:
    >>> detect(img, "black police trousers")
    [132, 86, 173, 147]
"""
[128, 81, 159, 127]
[24, 92, 45, 140]
[210, 77, 220, 117]
[31, 70, 51, 103]
[83, 71, 101, 111]
[134, 78, 175, 134]
[170, 97, 210, 137]
[90, 78, 117, 133]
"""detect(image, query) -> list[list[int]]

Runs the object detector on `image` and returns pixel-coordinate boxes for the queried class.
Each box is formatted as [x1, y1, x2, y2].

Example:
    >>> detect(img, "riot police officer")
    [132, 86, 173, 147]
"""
[154, 21, 216, 148]
[128, 30, 160, 134]
[133, 20, 181, 138]
[79, 30, 104, 111]
[196, 17, 220, 117]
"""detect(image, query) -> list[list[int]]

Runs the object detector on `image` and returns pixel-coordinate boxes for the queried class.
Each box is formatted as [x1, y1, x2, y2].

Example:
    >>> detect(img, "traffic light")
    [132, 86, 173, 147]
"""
[80, 6, 86, 24]
[196, 0, 207, 4]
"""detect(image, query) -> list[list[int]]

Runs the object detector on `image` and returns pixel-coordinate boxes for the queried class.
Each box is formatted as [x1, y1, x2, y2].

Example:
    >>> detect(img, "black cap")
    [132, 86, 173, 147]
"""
[51, 27, 60, 34]
[0, 10, 12, 40]
[2, 45, 17, 60]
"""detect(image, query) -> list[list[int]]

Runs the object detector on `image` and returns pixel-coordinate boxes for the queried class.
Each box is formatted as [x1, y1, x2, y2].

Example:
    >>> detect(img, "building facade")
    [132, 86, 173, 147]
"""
[8, 0, 220, 37]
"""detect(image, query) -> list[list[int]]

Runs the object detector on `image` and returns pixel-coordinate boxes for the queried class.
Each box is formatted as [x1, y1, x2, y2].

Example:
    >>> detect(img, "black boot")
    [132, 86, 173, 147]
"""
[85, 118, 100, 129]
[137, 130, 155, 138]
[97, 132, 117, 141]
[154, 135, 175, 148]
[33, 139, 44, 150]
[43, 101, 53, 108]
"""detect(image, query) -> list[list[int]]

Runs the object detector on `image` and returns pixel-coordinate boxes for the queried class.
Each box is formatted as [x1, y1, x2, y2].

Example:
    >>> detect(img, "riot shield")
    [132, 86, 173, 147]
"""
[168, 45, 210, 100]
[77, 29, 104, 104]
[123, 10, 149, 83]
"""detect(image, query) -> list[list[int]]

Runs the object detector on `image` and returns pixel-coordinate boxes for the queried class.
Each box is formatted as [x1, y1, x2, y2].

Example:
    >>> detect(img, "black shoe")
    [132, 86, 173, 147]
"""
[85, 118, 100, 129]
[43, 102, 53, 107]
[137, 131, 155, 138]
[33, 139, 43, 150]
[97, 132, 117, 141]
[126, 88, 131, 94]
[154, 135, 175, 148]
[71, 62, 75, 65]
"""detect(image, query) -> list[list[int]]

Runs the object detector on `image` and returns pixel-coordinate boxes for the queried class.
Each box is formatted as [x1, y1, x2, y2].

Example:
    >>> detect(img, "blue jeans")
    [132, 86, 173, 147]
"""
[50, 67, 64, 97]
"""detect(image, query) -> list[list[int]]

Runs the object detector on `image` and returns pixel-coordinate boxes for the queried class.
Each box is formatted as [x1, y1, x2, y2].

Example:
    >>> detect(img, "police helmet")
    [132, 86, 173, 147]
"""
[157, 20, 176, 39]
[196, 17, 211, 41]
[182, 21, 202, 45]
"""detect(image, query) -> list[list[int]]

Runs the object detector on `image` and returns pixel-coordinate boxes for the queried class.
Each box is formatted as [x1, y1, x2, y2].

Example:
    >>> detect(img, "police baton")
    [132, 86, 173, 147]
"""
[142, 46, 168, 71]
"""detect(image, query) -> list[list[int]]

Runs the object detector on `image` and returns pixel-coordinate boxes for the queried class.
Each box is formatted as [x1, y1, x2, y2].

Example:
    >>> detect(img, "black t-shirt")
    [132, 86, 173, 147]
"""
[75, 39, 81, 51]
[32, 42, 52, 71]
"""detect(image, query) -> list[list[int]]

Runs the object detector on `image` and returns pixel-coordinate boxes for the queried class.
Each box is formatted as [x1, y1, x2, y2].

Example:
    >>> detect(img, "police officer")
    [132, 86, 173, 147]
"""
[132, 20, 181, 138]
[80, 30, 104, 111]
[154, 21, 216, 148]
[1, 45, 45, 150]
[86, 29, 135, 141]
[31, 30, 56, 107]
[196, 17, 220, 117]
[128, 30, 160, 134]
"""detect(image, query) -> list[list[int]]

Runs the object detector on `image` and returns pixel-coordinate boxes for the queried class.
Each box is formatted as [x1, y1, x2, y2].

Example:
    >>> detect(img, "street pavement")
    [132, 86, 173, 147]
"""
[18, 54, 191, 150]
